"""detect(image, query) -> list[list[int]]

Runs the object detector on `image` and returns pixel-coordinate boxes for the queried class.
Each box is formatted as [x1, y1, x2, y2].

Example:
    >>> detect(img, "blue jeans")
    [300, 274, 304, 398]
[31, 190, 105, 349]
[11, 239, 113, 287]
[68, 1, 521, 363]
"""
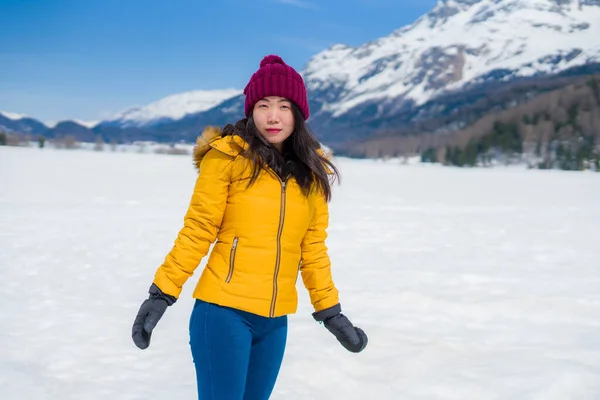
[189, 299, 288, 400]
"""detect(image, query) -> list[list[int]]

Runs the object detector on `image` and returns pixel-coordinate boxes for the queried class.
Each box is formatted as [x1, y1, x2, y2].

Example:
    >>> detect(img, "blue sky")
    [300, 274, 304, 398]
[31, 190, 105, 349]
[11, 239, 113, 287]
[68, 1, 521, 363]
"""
[0, 0, 437, 124]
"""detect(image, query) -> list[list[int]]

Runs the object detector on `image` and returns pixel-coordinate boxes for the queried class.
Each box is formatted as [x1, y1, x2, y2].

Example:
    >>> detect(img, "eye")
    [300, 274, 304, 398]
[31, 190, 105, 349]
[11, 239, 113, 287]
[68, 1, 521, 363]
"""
[258, 104, 268, 108]
[281, 104, 290, 109]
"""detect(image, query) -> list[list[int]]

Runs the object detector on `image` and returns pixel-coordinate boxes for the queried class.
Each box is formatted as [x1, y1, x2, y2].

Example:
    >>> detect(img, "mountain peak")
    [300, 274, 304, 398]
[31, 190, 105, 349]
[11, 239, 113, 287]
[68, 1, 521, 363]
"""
[0, 110, 29, 121]
[426, 0, 484, 27]
[425, 0, 596, 29]
[302, 0, 600, 118]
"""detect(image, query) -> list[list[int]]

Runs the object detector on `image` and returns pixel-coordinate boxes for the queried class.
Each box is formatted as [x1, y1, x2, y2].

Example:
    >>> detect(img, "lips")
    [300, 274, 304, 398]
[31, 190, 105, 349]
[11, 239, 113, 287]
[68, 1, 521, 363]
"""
[266, 128, 281, 134]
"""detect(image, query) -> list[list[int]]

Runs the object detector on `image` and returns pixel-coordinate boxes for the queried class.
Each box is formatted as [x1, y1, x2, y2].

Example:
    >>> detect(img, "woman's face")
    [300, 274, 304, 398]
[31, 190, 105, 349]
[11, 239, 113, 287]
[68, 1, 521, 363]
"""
[252, 96, 295, 151]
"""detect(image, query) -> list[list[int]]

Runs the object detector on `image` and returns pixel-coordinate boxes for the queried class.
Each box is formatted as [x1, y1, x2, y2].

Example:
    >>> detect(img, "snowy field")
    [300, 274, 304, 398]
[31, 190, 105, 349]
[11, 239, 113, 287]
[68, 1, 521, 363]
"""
[1, 145, 599, 400]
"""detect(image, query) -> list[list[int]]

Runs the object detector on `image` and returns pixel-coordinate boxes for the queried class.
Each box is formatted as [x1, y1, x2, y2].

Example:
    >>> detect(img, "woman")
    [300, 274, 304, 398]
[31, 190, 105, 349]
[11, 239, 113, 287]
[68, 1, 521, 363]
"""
[132, 54, 368, 400]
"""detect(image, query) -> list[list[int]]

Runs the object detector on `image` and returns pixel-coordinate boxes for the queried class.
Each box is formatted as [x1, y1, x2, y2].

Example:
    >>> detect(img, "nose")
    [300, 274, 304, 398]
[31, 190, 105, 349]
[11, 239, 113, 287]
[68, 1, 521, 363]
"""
[267, 108, 280, 123]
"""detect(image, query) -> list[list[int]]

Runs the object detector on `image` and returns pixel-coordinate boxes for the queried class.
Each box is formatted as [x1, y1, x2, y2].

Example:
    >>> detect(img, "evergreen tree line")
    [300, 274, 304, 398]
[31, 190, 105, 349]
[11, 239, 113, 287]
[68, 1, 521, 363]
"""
[421, 108, 599, 171]
[421, 121, 526, 167]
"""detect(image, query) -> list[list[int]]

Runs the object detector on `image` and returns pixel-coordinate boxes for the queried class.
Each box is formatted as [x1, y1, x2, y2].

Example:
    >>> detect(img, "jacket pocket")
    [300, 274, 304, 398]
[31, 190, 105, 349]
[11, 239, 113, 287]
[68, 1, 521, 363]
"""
[226, 237, 238, 283]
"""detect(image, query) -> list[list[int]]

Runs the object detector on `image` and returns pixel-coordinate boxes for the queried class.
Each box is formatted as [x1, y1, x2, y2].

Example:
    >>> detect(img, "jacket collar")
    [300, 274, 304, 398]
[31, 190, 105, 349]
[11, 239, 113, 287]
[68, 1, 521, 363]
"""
[193, 126, 334, 174]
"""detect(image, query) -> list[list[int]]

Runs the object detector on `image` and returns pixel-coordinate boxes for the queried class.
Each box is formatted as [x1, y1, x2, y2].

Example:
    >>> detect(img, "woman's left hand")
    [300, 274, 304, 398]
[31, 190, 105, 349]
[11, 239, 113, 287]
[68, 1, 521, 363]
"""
[313, 304, 368, 353]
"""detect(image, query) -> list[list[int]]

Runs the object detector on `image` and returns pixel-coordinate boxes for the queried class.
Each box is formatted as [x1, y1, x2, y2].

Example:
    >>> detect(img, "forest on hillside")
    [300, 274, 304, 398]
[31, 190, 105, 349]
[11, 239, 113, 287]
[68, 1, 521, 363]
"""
[342, 75, 600, 171]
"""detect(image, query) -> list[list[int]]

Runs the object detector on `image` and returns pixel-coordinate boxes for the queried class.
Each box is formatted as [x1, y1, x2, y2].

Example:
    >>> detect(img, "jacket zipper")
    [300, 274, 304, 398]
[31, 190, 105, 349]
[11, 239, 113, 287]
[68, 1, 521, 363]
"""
[226, 237, 238, 283]
[270, 177, 287, 317]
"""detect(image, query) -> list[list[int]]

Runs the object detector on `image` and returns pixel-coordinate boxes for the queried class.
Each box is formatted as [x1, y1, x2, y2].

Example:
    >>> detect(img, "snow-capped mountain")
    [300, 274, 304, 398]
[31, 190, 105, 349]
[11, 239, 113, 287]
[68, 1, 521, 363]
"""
[1, 111, 29, 121]
[304, 0, 600, 118]
[105, 88, 241, 127]
[0, 111, 49, 136]
[0, 111, 99, 130]
[44, 119, 99, 129]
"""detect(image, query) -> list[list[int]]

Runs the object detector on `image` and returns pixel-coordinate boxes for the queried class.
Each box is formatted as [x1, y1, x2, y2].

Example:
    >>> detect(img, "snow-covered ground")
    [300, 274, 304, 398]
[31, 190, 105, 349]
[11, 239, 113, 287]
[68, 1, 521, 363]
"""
[1, 145, 599, 399]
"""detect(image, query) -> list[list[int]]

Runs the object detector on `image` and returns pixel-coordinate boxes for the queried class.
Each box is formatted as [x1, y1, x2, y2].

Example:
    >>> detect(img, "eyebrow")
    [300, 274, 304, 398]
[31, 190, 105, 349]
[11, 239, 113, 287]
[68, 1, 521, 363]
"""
[259, 98, 291, 103]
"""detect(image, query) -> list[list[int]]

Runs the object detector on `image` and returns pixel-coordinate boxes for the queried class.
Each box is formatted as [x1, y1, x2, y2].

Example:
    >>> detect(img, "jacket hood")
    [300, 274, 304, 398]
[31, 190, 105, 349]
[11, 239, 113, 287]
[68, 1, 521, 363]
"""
[192, 126, 246, 171]
[193, 126, 222, 170]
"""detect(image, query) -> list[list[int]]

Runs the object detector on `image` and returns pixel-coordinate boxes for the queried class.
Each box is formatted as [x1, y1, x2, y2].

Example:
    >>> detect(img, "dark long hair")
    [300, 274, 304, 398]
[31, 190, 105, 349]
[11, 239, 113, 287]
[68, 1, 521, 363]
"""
[221, 103, 340, 201]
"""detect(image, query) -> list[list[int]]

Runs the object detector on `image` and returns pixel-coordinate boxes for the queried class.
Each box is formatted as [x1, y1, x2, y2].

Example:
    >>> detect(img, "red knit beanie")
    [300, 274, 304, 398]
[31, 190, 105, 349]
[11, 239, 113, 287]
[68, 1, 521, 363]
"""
[243, 54, 310, 120]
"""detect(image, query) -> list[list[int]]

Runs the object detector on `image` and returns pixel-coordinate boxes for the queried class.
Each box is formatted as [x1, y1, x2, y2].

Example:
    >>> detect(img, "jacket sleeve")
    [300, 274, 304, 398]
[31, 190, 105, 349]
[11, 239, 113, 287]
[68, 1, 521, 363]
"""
[152, 149, 231, 298]
[300, 191, 340, 312]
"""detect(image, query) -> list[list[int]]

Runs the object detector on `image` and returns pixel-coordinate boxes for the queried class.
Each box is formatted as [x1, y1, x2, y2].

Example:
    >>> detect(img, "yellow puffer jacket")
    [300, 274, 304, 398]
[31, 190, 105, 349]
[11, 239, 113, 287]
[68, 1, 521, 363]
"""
[152, 127, 339, 318]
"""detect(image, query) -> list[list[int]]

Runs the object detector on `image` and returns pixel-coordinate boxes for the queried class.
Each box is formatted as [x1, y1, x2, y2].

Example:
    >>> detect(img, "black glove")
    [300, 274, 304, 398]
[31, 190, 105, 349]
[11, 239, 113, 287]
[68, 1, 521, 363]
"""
[132, 283, 176, 350]
[313, 304, 368, 353]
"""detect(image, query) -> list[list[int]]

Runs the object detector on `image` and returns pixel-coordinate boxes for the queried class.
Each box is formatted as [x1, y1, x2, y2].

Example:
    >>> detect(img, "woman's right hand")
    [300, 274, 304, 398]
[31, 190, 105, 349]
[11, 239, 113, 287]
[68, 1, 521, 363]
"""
[132, 284, 176, 349]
